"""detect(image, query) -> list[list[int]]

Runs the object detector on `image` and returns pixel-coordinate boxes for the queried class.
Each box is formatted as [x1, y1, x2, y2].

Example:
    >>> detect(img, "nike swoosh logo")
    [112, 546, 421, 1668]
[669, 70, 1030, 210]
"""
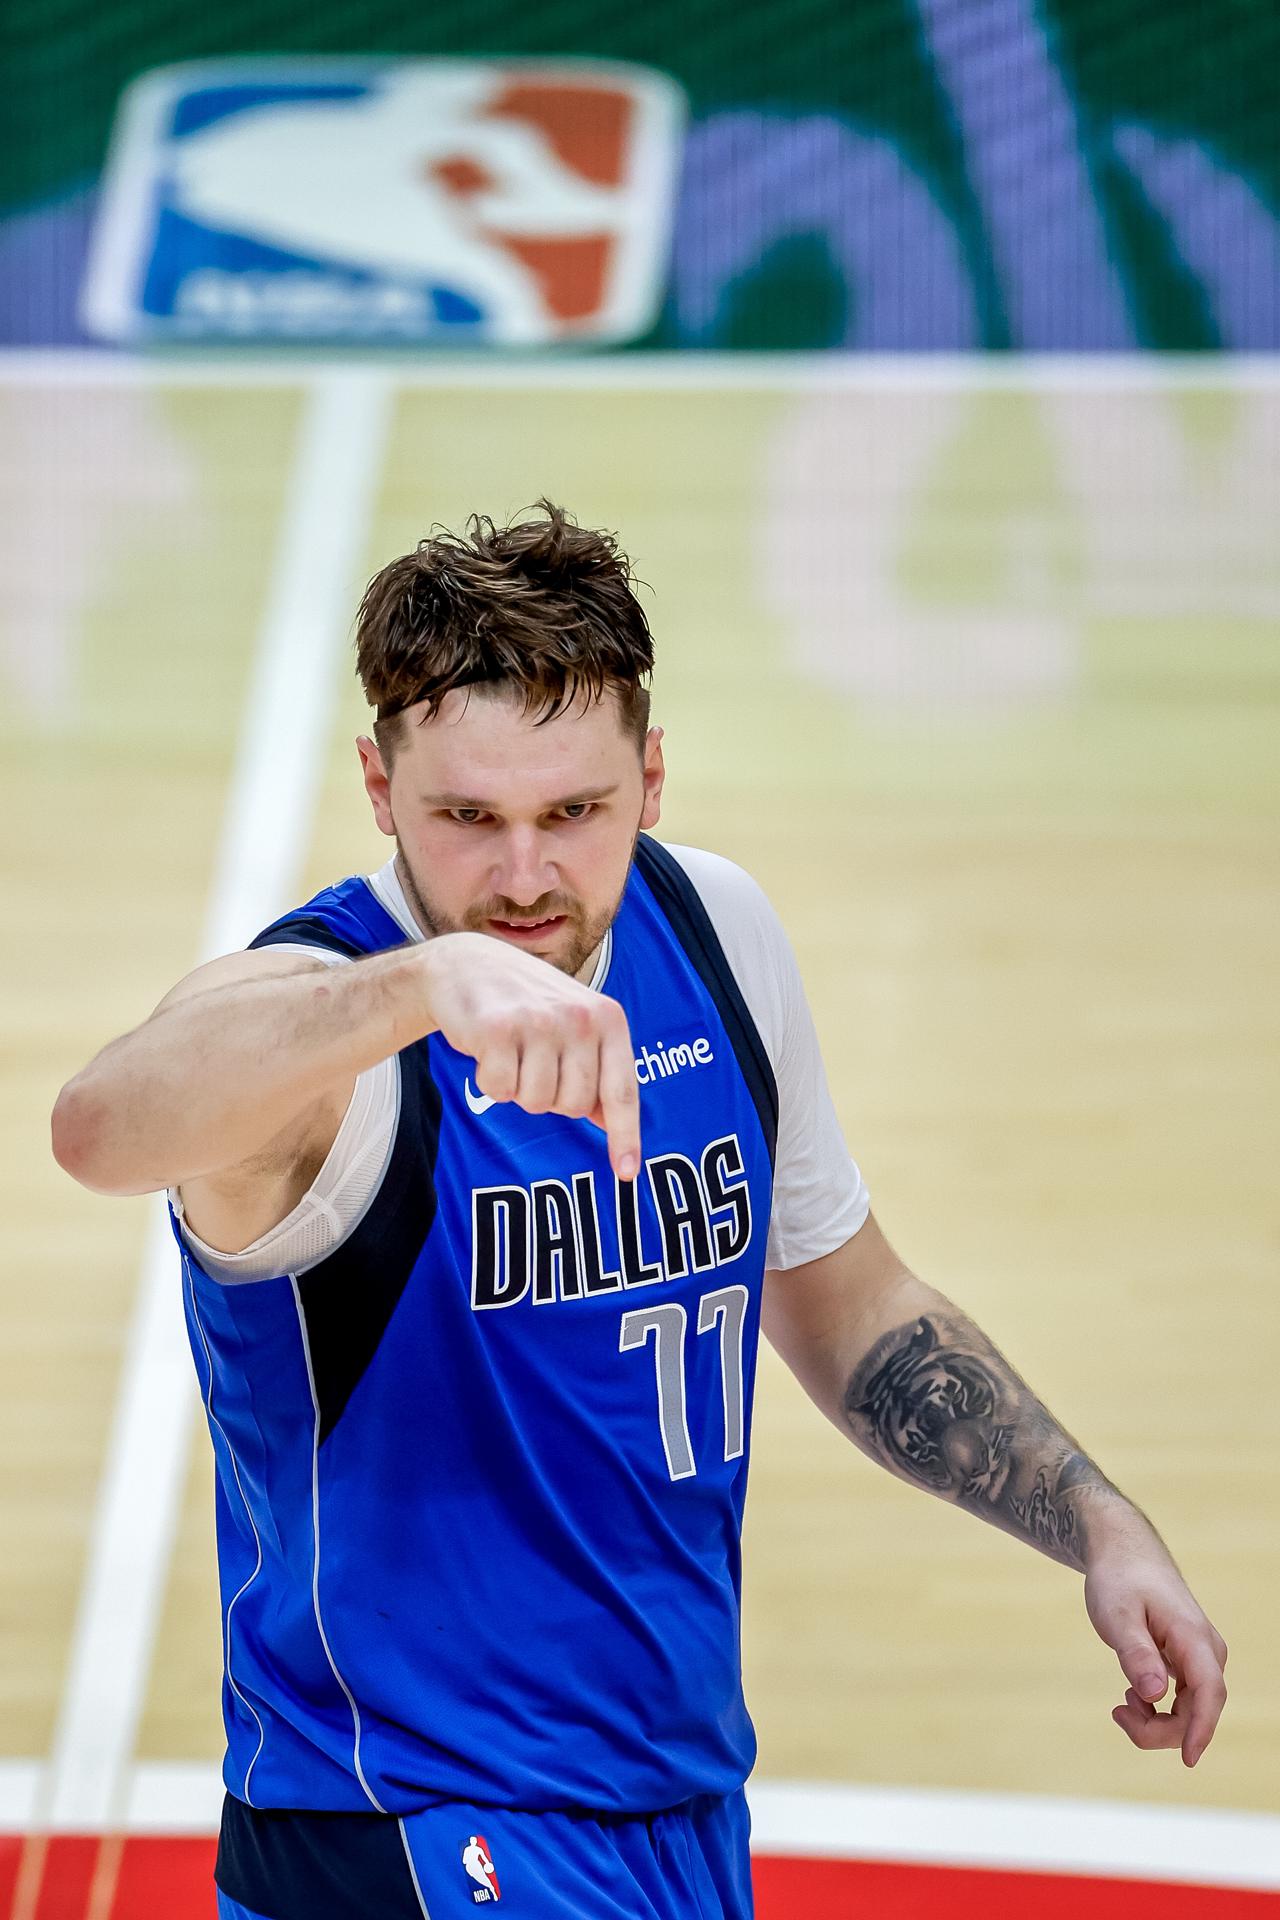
[464, 1080, 497, 1116]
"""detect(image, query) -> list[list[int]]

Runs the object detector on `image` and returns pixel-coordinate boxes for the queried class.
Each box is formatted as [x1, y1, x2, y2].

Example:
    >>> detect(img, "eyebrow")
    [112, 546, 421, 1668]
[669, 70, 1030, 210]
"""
[419, 783, 621, 812]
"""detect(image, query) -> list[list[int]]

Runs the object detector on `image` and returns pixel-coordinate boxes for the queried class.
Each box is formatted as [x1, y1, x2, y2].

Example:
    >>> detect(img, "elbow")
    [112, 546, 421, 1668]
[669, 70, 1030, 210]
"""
[51, 1079, 102, 1184]
[51, 1079, 136, 1193]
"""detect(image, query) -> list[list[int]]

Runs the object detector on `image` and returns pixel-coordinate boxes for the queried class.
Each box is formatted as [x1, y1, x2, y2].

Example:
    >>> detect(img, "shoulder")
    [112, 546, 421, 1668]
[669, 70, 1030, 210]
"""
[250, 872, 404, 958]
[656, 839, 775, 913]
[652, 841, 798, 1063]
[149, 941, 344, 1021]
[657, 842, 790, 959]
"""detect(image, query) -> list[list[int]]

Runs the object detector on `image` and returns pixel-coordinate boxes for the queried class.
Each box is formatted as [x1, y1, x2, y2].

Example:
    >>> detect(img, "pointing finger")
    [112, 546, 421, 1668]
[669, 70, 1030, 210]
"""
[597, 1006, 641, 1182]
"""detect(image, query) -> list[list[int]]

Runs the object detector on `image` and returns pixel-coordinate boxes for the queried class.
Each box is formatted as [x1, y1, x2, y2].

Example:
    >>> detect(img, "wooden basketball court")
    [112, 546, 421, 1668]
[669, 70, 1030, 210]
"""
[2, 363, 1276, 1905]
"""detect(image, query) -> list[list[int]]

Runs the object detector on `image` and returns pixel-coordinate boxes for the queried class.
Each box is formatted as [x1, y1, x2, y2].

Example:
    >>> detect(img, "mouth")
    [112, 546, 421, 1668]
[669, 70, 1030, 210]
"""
[488, 915, 568, 942]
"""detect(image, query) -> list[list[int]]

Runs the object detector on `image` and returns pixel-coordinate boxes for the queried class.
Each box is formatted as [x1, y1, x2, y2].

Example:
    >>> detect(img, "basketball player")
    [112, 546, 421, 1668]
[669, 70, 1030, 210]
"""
[53, 504, 1227, 1919]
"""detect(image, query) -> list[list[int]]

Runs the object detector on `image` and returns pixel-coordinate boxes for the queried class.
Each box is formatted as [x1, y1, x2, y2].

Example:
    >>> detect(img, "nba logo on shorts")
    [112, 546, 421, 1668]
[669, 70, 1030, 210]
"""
[461, 1832, 501, 1903]
[82, 58, 685, 345]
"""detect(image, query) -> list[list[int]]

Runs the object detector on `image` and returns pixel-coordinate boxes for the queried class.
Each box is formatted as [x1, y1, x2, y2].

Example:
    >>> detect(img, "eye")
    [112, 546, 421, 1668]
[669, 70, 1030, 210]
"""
[447, 808, 489, 825]
[559, 802, 596, 821]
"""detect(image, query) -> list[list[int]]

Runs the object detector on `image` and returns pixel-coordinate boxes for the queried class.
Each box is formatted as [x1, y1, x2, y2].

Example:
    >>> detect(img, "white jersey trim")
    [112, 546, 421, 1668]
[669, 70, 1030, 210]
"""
[181, 1251, 267, 1801]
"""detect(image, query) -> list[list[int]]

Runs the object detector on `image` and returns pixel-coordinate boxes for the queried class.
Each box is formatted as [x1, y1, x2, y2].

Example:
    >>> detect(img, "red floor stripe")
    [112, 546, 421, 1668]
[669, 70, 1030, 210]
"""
[28, 1837, 97, 1920]
[108, 1838, 218, 1920]
[0, 1836, 21, 1914]
[4, 1837, 1276, 1919]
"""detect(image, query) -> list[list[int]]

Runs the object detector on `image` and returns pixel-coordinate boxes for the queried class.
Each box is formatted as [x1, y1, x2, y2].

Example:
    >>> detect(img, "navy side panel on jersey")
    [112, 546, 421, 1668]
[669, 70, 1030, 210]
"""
[174, 840, 778, 1818]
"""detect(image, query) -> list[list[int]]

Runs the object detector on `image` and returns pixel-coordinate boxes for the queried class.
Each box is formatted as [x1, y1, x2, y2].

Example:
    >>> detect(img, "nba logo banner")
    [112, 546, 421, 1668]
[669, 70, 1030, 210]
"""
[81, 58, 685, 345]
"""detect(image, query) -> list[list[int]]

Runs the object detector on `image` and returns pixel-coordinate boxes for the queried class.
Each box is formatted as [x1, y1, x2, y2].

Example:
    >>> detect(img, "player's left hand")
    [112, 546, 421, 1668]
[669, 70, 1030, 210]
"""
[1083, 1530, 1228, 1767]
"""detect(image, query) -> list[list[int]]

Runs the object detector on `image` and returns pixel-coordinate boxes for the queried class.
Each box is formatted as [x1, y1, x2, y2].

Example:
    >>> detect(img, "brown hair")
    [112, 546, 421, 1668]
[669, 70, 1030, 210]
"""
[355, 500, 654, 765]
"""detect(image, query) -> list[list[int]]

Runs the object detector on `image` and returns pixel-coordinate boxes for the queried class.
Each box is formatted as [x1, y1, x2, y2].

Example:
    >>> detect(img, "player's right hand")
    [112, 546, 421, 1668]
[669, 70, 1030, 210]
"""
[420, 932, 641, 1180]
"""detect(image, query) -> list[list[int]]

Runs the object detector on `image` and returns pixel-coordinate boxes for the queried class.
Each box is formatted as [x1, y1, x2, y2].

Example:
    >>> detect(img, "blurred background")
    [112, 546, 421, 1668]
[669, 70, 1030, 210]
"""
[2, 2, 1278, 1916]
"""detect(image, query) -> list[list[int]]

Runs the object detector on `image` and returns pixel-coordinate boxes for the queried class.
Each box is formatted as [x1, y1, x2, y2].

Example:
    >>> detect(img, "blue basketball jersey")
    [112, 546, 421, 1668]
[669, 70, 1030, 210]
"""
[172, 835, 778, 1818]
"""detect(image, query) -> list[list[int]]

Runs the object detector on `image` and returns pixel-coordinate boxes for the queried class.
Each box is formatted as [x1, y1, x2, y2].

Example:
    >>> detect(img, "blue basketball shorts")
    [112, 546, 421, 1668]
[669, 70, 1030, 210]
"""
[214, 1785, 753, 1919]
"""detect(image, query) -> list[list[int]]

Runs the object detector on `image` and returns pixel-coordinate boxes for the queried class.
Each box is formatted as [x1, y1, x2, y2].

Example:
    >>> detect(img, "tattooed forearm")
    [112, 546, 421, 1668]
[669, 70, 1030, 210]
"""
[842, 1311, 1120, 1570]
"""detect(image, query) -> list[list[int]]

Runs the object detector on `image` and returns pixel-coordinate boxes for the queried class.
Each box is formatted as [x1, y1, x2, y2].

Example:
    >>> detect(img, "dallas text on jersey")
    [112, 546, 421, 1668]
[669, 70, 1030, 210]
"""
[471, 1133, 752, 1310]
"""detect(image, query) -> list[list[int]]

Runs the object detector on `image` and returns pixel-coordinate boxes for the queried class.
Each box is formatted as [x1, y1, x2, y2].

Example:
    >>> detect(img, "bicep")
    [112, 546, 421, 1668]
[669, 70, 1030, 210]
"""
[160, 944, 356, 1249]
[148, 943, 335, 1019]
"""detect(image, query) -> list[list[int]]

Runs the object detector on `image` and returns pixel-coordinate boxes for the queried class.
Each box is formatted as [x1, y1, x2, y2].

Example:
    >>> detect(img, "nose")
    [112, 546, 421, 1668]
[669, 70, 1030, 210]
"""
[493, 825, 558, 907]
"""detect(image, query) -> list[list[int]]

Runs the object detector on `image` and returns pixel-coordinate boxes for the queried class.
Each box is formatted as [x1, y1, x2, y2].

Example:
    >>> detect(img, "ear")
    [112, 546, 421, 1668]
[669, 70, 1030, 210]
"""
[640, 725, 665, 830]
[356, 735, 396, 837]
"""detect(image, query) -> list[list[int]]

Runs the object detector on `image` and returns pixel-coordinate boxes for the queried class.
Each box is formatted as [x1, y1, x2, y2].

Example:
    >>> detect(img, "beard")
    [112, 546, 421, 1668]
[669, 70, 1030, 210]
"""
[393, 837, 631, 981]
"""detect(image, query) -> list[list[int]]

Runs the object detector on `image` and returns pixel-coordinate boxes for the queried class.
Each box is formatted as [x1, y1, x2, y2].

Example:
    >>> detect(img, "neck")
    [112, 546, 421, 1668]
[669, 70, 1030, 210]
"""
[574, 939, 605, 987]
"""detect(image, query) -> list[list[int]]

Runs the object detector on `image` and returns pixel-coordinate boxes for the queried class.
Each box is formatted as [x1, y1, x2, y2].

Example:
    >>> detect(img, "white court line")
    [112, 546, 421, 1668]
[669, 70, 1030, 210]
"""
[2, 349, 1280, 390]
[41, 370, 394, 1833]
[2, 1765, 1277, 1891]
[747, 1779, 1280, 1891]
[0, 1764, 41, 1830]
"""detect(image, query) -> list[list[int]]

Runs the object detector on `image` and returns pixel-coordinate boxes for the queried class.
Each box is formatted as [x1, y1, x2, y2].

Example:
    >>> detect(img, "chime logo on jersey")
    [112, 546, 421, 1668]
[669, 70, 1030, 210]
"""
[461, 1832, 501, 1902]
[634, 1033, 714, 1086]
[81, 57, 685, 345]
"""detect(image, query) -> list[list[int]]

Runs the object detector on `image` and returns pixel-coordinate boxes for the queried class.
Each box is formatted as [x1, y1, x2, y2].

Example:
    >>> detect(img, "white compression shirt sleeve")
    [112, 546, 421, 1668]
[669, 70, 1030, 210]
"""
[661, 844, 871, 1271]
